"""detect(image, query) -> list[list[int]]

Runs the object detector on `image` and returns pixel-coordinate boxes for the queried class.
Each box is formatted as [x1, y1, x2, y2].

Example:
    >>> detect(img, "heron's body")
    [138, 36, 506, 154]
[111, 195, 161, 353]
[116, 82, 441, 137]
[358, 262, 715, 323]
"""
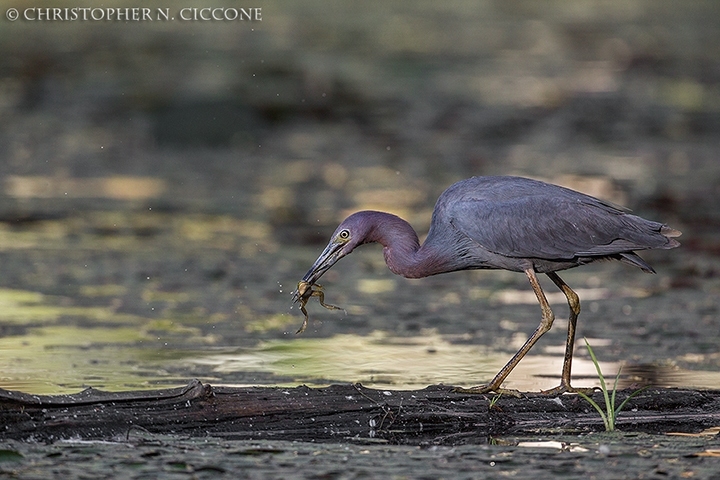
[294, 175, 680, 395]
[374, 176, 676, 278]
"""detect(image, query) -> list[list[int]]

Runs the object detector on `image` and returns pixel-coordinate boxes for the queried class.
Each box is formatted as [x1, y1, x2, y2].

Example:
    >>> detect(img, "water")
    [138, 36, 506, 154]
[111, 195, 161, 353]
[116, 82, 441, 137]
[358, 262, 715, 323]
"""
[3, 311, 718, 395]
[0, 210, 716, 395]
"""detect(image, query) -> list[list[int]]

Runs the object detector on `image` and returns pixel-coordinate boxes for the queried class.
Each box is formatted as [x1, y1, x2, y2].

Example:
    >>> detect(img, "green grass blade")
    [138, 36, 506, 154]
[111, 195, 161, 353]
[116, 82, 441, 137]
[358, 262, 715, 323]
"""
[583, 338, 607, 392]
[580, 337, 649, 432]
[611, 366, 621, 408]
[583, 338, 613, 429]
[609, 366, 622, 429]
[577, 391, 610, 431]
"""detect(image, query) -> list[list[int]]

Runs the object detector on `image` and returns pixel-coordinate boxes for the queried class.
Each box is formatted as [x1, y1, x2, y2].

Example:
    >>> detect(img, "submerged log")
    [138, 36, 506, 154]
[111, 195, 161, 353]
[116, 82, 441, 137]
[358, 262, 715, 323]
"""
[1, 381, 719, 444]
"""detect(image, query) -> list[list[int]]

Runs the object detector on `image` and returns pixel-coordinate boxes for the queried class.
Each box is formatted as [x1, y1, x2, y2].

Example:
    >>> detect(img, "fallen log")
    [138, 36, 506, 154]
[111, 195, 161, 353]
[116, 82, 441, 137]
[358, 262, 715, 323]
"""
[1, 381, 719, 445]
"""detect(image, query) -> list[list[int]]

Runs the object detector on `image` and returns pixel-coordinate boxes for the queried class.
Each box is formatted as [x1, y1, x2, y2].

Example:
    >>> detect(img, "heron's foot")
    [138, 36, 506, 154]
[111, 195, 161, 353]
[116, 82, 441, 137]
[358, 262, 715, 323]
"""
[452, 385, 524, 398]
[538, 383, 598, 397]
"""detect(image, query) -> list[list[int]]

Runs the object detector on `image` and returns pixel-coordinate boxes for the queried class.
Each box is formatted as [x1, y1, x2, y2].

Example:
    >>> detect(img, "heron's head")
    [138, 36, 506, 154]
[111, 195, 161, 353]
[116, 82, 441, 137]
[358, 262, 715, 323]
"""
[297, 212, 374, 289]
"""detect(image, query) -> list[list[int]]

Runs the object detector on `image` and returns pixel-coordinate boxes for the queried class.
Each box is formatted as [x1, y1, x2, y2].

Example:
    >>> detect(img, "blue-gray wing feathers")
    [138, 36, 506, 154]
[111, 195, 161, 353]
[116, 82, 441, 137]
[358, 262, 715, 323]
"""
[434, 177, 674, 263]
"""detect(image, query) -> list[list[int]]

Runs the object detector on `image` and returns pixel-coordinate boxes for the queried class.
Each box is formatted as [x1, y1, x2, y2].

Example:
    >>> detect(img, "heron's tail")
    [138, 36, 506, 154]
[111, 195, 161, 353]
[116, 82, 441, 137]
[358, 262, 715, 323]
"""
[618, 252, 656, 273]
[661, 225, 682, 247]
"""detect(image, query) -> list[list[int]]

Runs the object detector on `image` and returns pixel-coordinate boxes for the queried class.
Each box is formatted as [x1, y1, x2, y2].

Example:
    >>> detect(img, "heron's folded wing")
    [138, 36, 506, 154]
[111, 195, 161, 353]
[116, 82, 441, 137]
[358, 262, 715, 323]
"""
[448, 196, 662, 260]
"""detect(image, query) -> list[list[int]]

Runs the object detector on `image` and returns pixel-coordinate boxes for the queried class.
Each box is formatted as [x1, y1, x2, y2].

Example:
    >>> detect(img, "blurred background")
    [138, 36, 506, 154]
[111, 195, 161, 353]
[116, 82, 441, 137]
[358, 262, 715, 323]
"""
[0, 0, 718, 394]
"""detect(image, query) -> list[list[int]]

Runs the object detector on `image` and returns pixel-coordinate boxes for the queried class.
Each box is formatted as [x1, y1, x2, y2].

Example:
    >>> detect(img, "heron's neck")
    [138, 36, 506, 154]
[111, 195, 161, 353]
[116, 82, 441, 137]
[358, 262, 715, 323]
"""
[365, 212, 447, 279]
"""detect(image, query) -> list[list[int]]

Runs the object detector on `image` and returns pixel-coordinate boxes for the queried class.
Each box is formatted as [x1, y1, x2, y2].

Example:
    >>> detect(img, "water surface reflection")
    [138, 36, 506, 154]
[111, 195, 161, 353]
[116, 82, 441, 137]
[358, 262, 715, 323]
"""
[3, 323, 719, 395]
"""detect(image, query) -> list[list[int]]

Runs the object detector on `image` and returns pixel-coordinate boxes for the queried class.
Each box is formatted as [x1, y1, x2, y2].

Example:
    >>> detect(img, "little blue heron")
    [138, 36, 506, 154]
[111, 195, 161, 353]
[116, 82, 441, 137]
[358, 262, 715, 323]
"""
[293, 175, 681, 395]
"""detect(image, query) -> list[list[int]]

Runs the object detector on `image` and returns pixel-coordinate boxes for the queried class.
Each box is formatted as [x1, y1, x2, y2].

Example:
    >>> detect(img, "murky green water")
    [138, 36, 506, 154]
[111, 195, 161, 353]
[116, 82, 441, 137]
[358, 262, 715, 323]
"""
[0, 312, 609, 394]
[0, 209, 717, 396]
[2, 284, 718, 396]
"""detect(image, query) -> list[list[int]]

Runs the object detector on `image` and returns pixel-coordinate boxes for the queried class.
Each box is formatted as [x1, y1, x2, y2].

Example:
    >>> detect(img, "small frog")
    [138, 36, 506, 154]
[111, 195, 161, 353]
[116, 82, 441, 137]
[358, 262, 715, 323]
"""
[291, 280, 343, 334]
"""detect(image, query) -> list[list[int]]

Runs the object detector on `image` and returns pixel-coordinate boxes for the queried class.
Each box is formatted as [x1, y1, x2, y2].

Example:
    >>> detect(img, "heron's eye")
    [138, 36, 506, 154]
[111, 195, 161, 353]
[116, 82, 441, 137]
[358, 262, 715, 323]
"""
[338, 229, 350, 241]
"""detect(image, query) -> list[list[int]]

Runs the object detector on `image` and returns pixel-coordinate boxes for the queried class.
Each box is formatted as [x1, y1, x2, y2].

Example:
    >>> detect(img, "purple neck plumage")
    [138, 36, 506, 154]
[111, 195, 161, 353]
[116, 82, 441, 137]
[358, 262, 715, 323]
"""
[359, 211, 450, 279]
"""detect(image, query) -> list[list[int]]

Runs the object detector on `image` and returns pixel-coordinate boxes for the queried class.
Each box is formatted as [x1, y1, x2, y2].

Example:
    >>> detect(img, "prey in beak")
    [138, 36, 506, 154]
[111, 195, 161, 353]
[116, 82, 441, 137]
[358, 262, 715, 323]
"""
[291, 281, 343, 334]
[291, 235, 349, 334]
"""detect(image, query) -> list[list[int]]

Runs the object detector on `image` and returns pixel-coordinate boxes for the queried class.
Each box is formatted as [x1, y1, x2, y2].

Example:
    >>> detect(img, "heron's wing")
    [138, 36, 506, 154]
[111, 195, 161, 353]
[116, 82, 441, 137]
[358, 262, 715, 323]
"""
[448, 195, 659, 260]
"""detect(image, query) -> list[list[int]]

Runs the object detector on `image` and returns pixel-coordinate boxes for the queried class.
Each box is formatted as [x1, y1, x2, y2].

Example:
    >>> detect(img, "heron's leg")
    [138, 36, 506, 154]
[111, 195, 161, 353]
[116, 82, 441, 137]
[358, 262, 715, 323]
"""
[456, 267, 555, 396]
[540, 272, 583, 396]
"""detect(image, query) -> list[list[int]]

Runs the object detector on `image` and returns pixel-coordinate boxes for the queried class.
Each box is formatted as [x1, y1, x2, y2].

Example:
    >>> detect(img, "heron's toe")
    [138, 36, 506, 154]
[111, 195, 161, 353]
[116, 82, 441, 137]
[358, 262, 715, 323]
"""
[453, 385, 524, 398]
[539, 384, 598, 397]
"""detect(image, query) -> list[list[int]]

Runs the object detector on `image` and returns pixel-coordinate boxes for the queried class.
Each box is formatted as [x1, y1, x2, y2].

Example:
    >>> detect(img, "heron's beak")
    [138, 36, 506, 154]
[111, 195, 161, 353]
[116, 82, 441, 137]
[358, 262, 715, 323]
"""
[292, 240, 345, 303]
